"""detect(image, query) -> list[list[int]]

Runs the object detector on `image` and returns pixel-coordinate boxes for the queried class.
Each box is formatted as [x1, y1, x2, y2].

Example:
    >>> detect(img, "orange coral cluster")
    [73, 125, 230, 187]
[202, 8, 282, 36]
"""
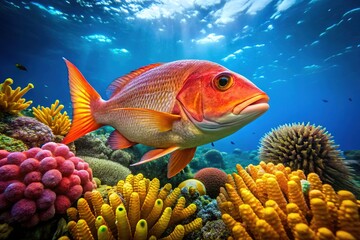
[32, 99, 71, 135]
[64, 173, 202, 240]
[0, 78, 34, 114]
[217, 162, 360, 240]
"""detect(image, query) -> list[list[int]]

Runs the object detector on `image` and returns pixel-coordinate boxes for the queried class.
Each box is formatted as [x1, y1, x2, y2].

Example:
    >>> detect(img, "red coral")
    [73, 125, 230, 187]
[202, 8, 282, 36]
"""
[194, 167, 228, 198]
[0, 143, 95, 227]
[0, 165, 20, 181]
[42, 169, 62, 188]
[54, 195, 71, 214]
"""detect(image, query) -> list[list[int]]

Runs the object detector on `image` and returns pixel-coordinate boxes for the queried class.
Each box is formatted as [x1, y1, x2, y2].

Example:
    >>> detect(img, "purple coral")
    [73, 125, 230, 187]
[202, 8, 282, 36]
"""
[0, 142, 95, 227]
[4, 116, 54, 148]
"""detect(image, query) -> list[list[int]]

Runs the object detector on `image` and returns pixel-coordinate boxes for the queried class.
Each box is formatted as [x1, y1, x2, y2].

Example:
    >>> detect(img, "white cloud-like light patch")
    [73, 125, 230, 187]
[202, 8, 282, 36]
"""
[271, 0, 303, 19]
[214, 0, 272, 25]
[195, 33, 224, 44]
[222, 43, 265, 61]
[31, 2, 68, 19]
[222, 54, 236, 62]
[110, 48, 130, 55]
[135, 0, 220, 20]
[82, 34, 113, 43]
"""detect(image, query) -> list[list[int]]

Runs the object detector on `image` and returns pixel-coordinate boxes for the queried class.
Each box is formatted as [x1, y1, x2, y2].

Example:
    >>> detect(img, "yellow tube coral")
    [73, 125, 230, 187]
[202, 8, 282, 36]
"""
[116, 204, 131, 240]
[97, 225, 114, 240]
[62, 174, 201, 240]
[161, 224, 184, 240]
[141, 178, 160, 219]
[77, 219, 95, 240]
[146, 199, 164, 229]
[218, 161, 360, 240]
[149, 207, 172, 238]
[129, 192, 141, 235]
[133, 219, 148, 240]
[100, 204, 117, 238]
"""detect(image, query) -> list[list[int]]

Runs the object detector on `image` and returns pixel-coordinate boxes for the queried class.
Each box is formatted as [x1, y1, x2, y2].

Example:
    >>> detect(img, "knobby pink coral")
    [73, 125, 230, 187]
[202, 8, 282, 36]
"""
[0, 142, 95, 227]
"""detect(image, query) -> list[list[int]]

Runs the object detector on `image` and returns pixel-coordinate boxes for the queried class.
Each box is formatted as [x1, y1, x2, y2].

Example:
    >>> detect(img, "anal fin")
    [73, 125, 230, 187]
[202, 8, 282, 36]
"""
[130, 146, 180, 166]
[167, 147, 196, 178]
[107, 130, 136, 149]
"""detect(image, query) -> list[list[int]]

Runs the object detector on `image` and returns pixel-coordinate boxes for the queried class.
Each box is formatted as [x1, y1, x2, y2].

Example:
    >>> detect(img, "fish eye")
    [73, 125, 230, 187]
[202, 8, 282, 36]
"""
[213, 73, 233, 91]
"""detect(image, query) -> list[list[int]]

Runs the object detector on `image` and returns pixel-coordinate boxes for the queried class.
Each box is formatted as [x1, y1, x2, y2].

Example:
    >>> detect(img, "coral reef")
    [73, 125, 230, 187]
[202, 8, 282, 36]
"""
[259, 122, 358, 195]
[61, 173, 202, 239]
[217, 161, 360, 239]
[0, 78, 33, 115]
[194, 168, 228, 198]
[74, 134, 113, 159]
[0, 142, 95, 227]
[0, 115, 54, 148]
[203, 149, 226, 169]
[110, 149, 134, 167]
[130, 151, 193, 187]
[32, 100, 71, 136]
[79, 156, 131, 186]
[0, 134, 28, 152]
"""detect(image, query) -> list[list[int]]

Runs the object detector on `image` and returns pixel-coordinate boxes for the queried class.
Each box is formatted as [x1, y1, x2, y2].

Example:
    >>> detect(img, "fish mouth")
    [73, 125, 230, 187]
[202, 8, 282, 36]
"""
[232, 93, 269, 115]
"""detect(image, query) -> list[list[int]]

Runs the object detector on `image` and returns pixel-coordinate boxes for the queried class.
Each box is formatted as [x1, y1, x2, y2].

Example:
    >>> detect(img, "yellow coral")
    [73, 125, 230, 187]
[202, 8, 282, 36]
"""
[77, 219, 95, 240]
[63, 174, 201, 240]
[218, 161, 360, 240]
[32, 99, 71, 135]
[0, 78, 34, 114]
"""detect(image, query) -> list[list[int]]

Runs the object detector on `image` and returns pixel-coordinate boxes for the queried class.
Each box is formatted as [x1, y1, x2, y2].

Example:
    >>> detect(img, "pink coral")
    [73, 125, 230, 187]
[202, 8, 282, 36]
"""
[4, 182, 26, 202]
[0, 142, 95, 227]
[0, 165, 20, 181]
[194, 167, 228, 198]
[42, 169, 62, 188]
[54, 195, 71, 214]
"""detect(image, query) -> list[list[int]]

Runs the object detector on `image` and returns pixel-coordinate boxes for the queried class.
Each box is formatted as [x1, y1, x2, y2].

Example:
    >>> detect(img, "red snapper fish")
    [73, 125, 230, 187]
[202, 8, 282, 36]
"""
[62, 59, 269, 177]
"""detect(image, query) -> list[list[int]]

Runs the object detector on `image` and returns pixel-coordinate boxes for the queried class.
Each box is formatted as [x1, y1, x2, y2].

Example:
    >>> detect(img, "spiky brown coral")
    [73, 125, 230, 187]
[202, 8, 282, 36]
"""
[259, 122, 357, 194]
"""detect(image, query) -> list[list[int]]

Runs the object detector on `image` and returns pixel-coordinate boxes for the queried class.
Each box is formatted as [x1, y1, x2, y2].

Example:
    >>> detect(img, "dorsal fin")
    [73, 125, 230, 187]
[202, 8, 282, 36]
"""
[106, 63, 163, 98]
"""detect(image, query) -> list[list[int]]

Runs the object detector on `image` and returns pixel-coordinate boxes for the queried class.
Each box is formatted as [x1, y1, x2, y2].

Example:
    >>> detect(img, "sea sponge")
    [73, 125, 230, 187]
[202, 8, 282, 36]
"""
[0, 142, 95, 227]
[259, 122, 357, 195]
[62, 173, 202, 239]
[0, 78, 33, 115]
[194, 167, 228, 198]
[79, 156, 131, 186]
[0, 134, 28, 152]
[1, 116, 54, 148]
[74, 134, 113, 159]
[32, 100, 71, 136]
[217, 161, 360, 239]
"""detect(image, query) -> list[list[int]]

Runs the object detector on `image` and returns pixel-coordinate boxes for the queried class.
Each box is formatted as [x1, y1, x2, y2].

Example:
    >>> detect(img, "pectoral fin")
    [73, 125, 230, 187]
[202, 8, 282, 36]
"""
[130, 146, 180, 166]
[167, 147, 196, 178]
[107, 130, 136, 149]
[110, 107, 181, 132]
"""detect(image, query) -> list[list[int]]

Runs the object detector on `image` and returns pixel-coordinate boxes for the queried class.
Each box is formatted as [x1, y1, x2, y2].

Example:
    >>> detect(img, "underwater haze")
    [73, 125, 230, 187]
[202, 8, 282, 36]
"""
[1, 0, 359, 152]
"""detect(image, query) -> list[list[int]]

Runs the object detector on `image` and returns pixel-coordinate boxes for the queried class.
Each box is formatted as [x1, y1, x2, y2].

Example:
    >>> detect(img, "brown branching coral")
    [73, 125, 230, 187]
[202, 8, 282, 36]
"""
[0, 78, 34, 114]
[217, 161, 360, 240]
[258, 122, 358, 195]
[32, 99, 71, 136]
[62, 173, 202, 239]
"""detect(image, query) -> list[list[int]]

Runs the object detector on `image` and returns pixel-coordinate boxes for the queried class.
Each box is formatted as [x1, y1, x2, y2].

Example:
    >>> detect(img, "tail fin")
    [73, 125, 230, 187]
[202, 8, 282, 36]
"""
[62, 58, 102, 144]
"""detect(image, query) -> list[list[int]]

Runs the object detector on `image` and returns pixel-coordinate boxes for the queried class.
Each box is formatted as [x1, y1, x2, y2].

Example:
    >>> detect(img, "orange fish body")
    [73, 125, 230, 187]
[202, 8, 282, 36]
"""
[62, 59, 269, 177]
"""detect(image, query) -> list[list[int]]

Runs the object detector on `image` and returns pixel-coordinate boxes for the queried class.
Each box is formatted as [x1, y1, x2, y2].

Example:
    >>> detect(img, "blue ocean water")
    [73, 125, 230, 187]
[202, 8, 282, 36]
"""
[1, 0, 359, 153]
